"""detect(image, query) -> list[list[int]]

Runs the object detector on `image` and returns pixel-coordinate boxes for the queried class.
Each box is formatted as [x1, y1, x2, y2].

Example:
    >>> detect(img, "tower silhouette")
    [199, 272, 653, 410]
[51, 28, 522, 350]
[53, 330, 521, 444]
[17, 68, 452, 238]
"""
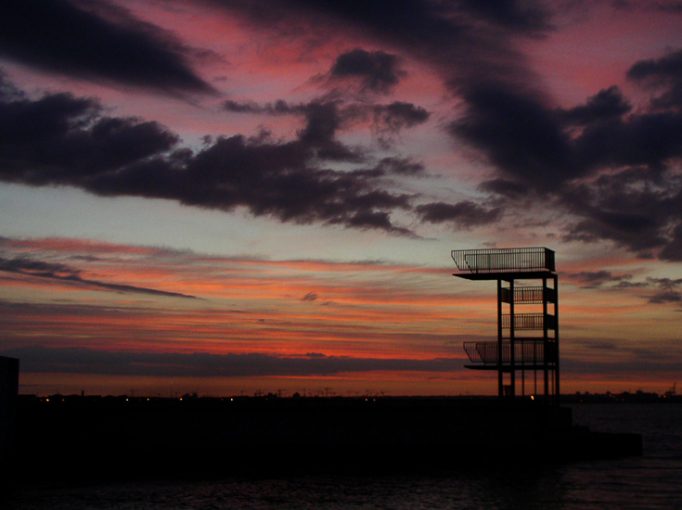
[452, 248, 559, 401]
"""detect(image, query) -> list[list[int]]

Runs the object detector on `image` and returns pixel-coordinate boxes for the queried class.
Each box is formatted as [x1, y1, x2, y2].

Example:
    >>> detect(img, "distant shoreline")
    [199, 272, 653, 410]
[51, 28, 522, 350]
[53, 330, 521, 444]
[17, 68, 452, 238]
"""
[16, 391, 682, 405]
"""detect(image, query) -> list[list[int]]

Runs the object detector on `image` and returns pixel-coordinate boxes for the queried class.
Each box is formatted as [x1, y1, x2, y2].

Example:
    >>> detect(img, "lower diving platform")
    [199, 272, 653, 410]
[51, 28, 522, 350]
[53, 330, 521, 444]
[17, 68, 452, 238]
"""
[463, 340, 557, 370]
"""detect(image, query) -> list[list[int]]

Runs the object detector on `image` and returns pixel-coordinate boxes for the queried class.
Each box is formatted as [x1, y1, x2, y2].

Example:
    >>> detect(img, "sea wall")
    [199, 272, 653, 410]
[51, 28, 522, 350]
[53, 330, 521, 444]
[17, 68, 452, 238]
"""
[0, 357, 19, 459]
[13, 396, 642, 479]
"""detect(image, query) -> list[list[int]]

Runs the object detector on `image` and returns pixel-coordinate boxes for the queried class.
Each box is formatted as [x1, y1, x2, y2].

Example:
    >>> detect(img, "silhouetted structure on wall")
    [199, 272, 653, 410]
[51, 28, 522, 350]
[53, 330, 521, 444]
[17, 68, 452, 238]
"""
[452, 247, 559, 401]
[0, 356, 19, 458]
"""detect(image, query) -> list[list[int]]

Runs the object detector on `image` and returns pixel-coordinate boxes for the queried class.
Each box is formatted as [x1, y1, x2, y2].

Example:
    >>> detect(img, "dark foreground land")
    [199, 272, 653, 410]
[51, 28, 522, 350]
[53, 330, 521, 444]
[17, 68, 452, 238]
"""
[4, 395, 642, 481]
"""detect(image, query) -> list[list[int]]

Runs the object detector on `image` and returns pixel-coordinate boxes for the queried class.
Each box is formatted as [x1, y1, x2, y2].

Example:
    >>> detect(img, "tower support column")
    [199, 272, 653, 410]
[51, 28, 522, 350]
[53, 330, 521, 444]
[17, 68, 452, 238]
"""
[497, 279, 503, 398]
[509, 279, 515, 398]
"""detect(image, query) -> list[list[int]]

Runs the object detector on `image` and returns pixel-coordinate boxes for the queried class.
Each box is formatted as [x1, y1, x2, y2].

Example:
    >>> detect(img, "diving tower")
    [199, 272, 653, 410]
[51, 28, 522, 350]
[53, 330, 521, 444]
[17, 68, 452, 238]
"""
[452, 247, 559, 401]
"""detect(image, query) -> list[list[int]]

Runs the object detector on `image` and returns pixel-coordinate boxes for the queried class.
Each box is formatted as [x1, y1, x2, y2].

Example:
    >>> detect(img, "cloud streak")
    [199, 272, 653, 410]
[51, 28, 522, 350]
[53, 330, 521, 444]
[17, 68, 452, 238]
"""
[416, 201, 501, 228]
[2, 346, 462, 377]
[0, 256, 196, 299]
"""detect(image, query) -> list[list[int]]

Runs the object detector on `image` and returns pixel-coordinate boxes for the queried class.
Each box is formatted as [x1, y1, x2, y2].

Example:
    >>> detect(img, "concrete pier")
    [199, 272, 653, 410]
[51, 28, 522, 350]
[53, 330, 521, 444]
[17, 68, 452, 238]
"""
[15, 396, 642, 479]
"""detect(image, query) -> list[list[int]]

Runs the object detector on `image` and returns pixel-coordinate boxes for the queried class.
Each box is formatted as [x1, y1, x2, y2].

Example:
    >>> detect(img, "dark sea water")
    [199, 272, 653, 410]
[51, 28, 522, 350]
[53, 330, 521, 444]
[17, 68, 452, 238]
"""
[6, 403, 682, 510]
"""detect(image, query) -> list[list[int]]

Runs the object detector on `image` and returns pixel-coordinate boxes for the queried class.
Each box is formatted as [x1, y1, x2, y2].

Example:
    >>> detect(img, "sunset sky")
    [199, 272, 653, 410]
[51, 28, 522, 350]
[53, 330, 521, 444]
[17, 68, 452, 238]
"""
[1, 0, 681, 396]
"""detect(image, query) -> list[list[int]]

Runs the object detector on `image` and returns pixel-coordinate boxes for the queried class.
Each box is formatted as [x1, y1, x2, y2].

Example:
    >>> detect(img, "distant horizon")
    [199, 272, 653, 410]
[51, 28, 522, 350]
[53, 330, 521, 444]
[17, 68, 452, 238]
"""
[17, 387, 679, 399]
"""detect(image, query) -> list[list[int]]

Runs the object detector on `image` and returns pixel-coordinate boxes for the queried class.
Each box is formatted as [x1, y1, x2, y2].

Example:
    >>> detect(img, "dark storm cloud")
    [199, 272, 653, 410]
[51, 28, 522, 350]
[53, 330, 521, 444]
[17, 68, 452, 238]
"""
[7, 0, 679, 250]
[451, 84, 574, 189]
[510, 94, 671, 186]
[215, 0, 562, 231]
[647, 277, 682, 288]
[87, 134, 413, 234]
[655, 1, 682, 13]
[627, 48, 682, 109]
[0, 82, 414, 234]
[613, 280, 649, 290]
[224, 98, 429, 137]
[329, 48, 404, 94]
[258, 0, 551, 109]
[648, 291, 682, 304]
[564, 202, 666, 256]
[2, 346, 463, 377]
[296, 101, 361, 161]
[564, 272, 682, 306]
[0, 256, 196, 299]
[0, 0, 213, 95]
[646, 277, 682, 304]
[457, 53, 682, 195]
[223, 99, 303, 115]
[371, 102, 430, 133]
[255, 0, 551, 43]
[660, 224, 682, 261]
[214, 0, 551, 95]
[373, 157, 425, 176]
[0, 91, 178, 185]
[560, 163, 681, 256]
[416, 201, 501, 228]
[574, 112, 682, 171]
[224, 0, 465, 44]
[478, 178, 527, 198]
[245, 2, 680, 260]
[452, 0, 551, 32]
[567, 270, 631, 289]
[452, 56, 682, 260]
[558, 86, 631, 125]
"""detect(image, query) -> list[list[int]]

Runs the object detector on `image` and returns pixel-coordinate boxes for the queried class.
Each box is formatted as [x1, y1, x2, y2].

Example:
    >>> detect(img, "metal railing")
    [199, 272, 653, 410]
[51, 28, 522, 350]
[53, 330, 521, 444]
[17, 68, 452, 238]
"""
[500, 286, 550, 303]
[463, 341, 556, 365]
[501, 313, 556, 330]
[451, 247, 555, 274]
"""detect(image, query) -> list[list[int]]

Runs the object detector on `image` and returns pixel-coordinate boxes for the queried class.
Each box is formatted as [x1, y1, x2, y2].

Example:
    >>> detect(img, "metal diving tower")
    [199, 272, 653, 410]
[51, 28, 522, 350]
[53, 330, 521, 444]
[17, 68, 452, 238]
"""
[451, 247, 559, 401]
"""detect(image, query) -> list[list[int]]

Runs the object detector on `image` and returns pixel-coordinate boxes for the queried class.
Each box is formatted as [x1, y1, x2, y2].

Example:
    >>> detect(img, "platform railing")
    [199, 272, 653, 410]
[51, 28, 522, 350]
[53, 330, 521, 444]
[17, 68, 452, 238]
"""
[451, 247, 555, 274]
[501, 313, 556, 330]
[463, 340, 553, 365]
[500, 286, 553, 303]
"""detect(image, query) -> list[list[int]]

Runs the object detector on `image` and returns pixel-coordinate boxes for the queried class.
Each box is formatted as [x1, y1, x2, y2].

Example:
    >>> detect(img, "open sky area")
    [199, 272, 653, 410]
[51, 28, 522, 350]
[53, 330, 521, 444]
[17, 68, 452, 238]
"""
[1, 0, 681, 396]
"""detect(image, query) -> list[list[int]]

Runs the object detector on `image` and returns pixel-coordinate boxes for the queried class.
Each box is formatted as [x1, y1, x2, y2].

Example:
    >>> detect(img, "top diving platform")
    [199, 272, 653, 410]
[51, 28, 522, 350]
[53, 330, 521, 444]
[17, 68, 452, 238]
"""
[451, 247, 555, 280]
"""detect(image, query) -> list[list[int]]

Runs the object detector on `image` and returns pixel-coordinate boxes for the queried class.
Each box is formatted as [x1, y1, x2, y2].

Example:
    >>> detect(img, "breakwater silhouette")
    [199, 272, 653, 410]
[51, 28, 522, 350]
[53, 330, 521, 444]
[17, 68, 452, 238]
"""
[9, 394, 641, 481]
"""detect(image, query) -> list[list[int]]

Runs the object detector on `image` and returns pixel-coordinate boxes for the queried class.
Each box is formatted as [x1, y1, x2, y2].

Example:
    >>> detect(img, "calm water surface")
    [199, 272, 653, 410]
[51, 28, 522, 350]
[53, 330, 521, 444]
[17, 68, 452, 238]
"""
[7, 404, 682, 509]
